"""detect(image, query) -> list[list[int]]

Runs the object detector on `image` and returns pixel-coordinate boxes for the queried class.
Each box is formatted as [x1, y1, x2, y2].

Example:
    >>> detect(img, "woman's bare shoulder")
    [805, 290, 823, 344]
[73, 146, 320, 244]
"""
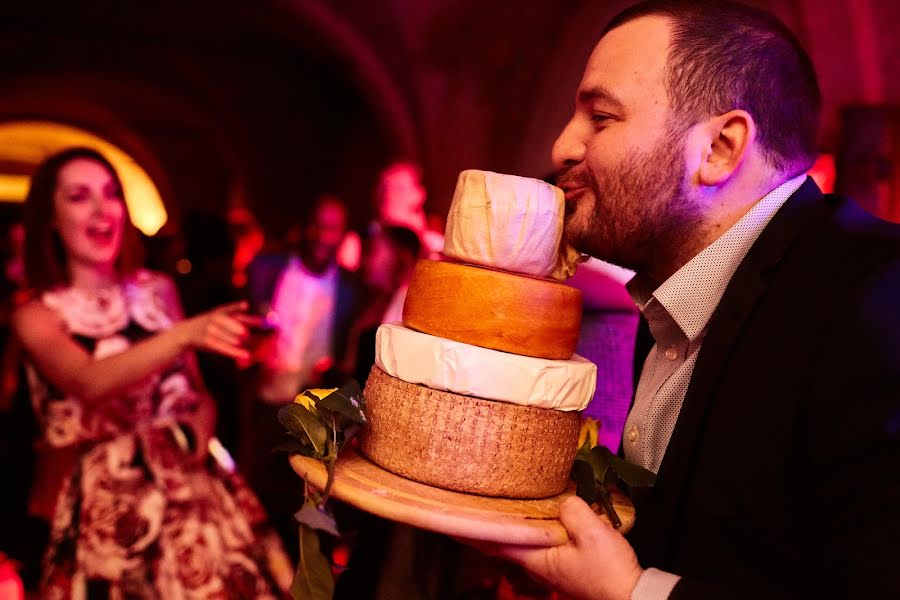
[12, 296, 65, 340]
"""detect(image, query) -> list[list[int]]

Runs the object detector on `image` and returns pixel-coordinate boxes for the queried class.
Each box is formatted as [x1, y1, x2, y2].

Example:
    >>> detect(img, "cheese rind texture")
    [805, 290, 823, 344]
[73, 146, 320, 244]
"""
[443, 170, 585, 281]
[374, 323, 596, 411]
[402, 258, 582, 360]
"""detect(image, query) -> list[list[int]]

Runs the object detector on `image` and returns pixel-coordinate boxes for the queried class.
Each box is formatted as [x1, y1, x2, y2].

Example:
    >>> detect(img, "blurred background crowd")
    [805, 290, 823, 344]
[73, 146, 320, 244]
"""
[1, 0, 899, 597]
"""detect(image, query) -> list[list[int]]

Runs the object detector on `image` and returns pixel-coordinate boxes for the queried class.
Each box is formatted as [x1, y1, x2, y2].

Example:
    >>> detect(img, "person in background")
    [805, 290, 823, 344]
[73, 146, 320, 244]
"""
[372, 162, 444, 259]
[12, 147, 291, 597]
[341, 225, 421, 387]
[247, 195, 359, 400]
[330, 225, 421, 600]
[241, 194, 360, 558]
[228, 206, 266, 289]
[177, 211, 245, 451]
[333, 160, 439, 274]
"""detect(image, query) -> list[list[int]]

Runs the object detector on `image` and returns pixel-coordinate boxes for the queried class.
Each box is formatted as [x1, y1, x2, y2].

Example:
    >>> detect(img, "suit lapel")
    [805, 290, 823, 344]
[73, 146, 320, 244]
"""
[629, 178, 829, 565]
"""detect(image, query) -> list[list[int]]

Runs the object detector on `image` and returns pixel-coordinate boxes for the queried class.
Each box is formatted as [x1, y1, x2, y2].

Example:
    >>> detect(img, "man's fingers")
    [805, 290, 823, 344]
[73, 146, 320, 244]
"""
[558, 495, 614, 546]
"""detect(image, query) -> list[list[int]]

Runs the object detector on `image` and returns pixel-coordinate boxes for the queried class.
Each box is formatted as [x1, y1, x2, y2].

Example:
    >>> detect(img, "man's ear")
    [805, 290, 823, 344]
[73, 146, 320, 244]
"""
[698, 110, 755, 186]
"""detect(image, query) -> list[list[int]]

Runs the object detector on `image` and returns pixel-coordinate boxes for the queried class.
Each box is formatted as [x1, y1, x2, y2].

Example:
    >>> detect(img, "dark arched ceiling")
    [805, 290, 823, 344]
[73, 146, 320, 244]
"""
[0, 0, 405, 234]
[1, 0, 897, 226]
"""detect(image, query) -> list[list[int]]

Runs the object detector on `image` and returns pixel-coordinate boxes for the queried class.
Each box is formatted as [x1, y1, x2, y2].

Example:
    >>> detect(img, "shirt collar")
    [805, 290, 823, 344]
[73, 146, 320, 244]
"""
[627, 175, 807, 341]
[288, 255, 339, 282]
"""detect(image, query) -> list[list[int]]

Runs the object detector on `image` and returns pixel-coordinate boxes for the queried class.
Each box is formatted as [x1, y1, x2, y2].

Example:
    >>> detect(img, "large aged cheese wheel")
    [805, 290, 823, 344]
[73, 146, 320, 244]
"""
[361, 366, 582, 499]
[402, 259, 582, 360]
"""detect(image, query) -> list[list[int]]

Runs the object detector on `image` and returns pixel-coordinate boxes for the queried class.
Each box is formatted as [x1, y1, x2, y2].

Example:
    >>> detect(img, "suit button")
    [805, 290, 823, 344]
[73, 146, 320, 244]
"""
[664, 346, 678, 361]
[627, 426, 639, 443]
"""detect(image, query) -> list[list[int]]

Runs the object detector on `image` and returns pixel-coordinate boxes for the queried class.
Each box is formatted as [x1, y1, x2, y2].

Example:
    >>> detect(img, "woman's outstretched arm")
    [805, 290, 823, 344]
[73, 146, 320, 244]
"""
[13, 293, 253, 408]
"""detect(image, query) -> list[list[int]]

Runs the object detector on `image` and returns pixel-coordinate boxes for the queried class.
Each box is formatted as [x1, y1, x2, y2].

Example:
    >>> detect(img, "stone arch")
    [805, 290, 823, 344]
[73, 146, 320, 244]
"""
[0, 119, 169, 235]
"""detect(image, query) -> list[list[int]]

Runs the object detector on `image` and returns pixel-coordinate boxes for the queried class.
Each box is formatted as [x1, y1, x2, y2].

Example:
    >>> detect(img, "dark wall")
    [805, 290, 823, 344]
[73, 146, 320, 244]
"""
[0, 1, 397, 236]
[1, 0, 899, 231]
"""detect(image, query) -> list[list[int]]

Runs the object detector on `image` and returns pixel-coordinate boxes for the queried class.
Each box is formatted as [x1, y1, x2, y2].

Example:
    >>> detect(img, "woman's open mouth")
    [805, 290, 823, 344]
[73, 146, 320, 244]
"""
[86, 223, 116, 244]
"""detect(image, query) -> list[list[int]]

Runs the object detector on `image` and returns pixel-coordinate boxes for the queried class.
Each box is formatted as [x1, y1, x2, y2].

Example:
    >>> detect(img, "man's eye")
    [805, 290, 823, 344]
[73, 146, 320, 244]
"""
[591, 114, 612, 125]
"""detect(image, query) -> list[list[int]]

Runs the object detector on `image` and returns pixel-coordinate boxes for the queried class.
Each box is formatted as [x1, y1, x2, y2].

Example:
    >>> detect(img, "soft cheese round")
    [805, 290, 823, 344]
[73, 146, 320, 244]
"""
[443, 170, 584, 281]
[374, 323, 596, 411]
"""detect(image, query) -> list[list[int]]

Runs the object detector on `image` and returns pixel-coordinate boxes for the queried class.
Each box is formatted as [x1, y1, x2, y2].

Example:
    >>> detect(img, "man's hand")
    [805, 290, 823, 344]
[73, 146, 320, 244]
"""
[494, 496, 644, 600]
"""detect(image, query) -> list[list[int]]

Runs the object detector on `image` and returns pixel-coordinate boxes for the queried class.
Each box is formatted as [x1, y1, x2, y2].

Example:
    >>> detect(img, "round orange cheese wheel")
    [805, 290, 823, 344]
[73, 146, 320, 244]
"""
[402, 259, 582, 360]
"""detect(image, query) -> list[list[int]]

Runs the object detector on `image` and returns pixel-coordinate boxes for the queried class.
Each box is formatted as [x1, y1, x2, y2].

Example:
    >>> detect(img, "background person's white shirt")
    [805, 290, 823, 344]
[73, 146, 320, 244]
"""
[259, 257, 337, 403]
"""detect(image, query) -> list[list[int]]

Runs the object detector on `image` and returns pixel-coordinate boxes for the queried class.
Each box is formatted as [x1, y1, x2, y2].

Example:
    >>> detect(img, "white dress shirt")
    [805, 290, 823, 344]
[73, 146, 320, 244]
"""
[626, 175, 807, 599]
[259, 257, 337, 403]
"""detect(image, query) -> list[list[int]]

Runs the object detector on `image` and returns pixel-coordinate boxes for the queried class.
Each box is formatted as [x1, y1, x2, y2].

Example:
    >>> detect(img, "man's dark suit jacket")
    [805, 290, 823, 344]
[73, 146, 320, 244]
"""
[627, 178, 900, 598]
[246, 253, 359, 372]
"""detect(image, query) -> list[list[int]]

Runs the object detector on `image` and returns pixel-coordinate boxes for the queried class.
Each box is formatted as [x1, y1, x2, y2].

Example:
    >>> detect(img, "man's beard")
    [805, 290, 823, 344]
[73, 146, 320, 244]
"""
[560, 127, 703, 276]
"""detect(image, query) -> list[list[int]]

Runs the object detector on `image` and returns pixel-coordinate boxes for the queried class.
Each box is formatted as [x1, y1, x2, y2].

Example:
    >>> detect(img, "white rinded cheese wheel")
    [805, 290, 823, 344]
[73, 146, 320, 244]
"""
[374, 323, 596, 411]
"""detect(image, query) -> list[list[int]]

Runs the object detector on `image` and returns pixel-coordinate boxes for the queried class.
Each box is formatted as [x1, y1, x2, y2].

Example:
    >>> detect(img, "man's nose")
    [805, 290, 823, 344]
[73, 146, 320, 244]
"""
[551, 117, 585, 168]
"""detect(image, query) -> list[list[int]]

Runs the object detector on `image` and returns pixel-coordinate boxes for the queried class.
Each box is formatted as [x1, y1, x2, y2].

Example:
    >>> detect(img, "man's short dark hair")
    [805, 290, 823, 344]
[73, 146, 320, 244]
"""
[605, 0, 821, 174]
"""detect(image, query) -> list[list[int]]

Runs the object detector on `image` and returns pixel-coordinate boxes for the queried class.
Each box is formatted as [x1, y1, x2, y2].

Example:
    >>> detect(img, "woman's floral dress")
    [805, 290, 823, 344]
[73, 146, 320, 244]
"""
[25, 270, 292, 599]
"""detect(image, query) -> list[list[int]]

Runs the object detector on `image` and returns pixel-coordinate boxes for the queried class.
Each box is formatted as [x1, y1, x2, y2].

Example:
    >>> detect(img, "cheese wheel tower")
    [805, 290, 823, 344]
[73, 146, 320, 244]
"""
[360, 170, 594, 499]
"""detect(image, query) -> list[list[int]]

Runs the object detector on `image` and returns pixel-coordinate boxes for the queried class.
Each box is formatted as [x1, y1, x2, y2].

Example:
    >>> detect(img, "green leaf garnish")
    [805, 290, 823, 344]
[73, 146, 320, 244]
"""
[272, 437, 317, 456]
[278, 402, 327, 456]
[570, 444, 656, 529]
[596, 485, 621, 529]
[570, 459, 598, 505]
[278, 379, 369, 600]
[600, 450, 657, 489]
[291, 524, 334, 600]
[315, 380, 366, 424]
[295, 500, 340, 537]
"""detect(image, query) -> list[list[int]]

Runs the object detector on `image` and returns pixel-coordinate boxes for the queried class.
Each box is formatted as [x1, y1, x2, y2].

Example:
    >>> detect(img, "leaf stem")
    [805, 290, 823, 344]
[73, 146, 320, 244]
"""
[319, 416, 339, 506]
[597, 485, 622, 529]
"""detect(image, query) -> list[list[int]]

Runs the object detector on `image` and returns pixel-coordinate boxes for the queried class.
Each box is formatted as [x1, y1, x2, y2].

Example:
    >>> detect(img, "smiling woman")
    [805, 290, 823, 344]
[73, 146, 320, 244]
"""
[11, 147, 293, 597]
[0, 121, 167, 236]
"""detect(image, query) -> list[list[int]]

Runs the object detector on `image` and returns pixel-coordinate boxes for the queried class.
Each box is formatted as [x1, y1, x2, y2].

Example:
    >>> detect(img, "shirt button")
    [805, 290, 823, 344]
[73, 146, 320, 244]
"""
[664, 346, 678, 361]
[627, 426, 639, 443]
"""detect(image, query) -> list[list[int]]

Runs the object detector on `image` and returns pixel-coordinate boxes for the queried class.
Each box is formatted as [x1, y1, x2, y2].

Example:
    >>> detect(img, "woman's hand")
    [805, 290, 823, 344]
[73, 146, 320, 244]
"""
[14, 286, 260, 407]
[177, 301, 261, 361]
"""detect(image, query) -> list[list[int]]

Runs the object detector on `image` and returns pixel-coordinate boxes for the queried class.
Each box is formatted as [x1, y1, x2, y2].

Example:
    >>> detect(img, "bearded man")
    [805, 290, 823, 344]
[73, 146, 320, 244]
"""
[490, 2, 900, 599]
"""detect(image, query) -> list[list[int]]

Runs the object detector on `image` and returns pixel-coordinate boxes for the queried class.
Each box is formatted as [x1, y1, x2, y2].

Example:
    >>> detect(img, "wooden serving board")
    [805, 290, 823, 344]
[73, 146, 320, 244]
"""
[289, 449, 634, 547]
